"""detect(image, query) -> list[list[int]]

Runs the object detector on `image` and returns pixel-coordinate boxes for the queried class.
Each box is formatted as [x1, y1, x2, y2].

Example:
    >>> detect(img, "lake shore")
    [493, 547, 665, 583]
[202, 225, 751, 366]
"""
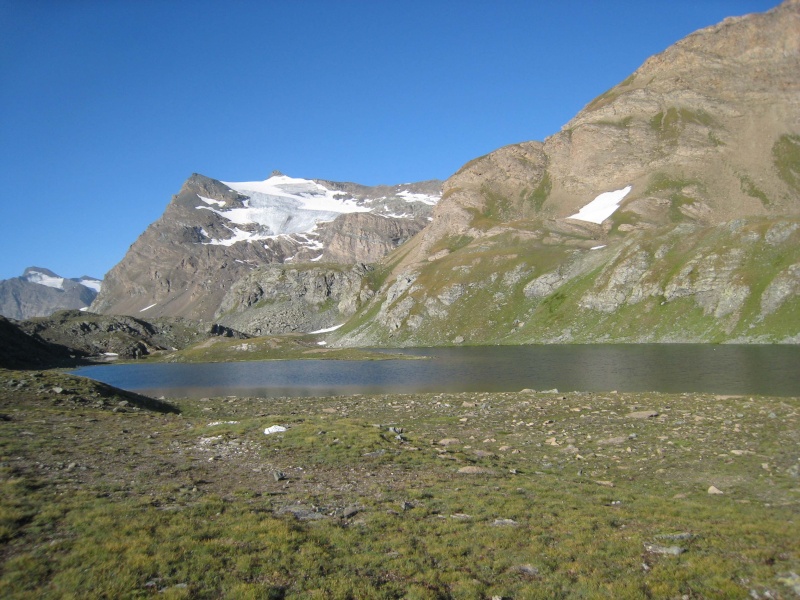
[1, 368, 799, 598]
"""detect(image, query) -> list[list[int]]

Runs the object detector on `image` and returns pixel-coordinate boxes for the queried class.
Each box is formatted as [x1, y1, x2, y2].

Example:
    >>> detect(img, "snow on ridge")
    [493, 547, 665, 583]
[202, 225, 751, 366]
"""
[198, 194, 225, 207]
[78, 278, 102, 292]
[398, 190, 439, 205]
[223, 175, 370, 214]
[25, 270, 65, 289]
[568, 186, 632, 224]
[195, 174, 439, 249]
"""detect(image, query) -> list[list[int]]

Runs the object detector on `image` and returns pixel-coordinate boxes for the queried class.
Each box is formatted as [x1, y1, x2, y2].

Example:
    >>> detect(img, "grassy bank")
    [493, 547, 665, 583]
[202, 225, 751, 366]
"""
[129, 334, 415, 364]
[1, 369, 798, 598]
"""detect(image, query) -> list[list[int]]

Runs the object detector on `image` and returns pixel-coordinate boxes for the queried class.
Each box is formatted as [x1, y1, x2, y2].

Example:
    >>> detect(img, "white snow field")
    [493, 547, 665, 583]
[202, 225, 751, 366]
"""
[24, 270, 65, 289]
[568, 186, 632, 224]
[194, 175, 439, 249]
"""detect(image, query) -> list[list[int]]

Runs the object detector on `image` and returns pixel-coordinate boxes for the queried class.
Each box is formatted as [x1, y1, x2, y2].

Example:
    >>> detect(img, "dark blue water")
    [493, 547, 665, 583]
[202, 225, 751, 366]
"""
[70, 344, 800, 398]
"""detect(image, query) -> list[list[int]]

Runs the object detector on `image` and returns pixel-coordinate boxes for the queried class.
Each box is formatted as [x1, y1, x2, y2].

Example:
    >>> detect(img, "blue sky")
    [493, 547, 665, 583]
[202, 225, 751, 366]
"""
[0, 0, 780, 281]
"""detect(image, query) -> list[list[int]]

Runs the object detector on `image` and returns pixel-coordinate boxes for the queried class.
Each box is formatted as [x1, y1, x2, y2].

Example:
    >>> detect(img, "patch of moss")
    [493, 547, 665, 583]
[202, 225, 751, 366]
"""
[739, 174, 771, 207]
[650, 107, 716, 144]
[528, 171, 552, 213]
[772, 133, 800, 192]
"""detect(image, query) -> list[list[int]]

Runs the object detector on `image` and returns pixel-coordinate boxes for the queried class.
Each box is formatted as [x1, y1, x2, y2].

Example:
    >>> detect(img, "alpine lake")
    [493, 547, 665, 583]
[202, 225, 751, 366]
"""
[71, 343, 800, 398]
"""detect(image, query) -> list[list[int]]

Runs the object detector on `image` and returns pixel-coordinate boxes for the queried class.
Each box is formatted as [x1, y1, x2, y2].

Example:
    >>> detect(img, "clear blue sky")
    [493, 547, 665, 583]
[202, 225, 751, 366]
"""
[0, 0, 780, 281]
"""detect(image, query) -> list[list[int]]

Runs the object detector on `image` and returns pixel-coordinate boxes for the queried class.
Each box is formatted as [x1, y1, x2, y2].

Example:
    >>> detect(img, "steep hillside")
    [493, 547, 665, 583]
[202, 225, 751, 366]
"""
[91, 173, 439, 320]
[0, 315, 77, 369]
[332, 1, 800, 347]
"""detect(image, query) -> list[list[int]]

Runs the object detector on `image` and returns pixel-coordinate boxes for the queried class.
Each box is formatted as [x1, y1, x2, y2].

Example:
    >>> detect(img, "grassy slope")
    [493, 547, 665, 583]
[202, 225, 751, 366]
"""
[1, 369, 798, 599]
[337, 217, 800, 347]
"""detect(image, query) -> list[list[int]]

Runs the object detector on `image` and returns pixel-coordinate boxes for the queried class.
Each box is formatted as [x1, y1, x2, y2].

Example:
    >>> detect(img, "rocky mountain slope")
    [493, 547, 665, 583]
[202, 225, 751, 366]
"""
[0, 267, 101, 320]
[91, 173, 440, 320]
[330, 0, 800, 347]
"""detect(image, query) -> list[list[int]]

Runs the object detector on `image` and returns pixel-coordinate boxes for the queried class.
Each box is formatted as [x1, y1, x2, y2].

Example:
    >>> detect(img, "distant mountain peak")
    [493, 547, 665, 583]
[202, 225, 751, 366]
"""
[0, 267, 102, 320]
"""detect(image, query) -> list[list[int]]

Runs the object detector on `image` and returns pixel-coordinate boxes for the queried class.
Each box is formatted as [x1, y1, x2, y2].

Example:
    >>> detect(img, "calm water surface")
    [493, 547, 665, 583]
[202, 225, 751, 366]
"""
[71, 344, 800, 398]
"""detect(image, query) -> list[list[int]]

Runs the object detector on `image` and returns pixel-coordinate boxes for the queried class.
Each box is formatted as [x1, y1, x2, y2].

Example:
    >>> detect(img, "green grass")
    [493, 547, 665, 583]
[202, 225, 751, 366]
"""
[133, 334, 409, 364]
[1, 374, 798, 599]
[650, 107, 717, 145]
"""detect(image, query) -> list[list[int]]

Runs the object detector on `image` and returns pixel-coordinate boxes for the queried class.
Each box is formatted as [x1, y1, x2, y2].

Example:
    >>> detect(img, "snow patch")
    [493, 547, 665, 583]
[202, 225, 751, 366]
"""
[79, 278, 102, 292]
[140, 303, 157, 312]
[310, 323, 344, 334]
[197, 194, 226, 207]
[398, 190, 439, 205]
[590, 245, 607, 250]
[25, 270, 65, 289]
[568, 186, 632, 224]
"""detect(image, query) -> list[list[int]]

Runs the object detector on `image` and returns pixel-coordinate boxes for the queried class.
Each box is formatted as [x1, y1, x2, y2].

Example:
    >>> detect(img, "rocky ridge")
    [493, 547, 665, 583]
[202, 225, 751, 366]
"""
[16, 310, 246, 362]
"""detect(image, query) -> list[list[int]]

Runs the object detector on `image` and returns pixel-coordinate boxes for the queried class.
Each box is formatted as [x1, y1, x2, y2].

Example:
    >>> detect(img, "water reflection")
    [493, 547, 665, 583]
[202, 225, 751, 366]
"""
[72, 344, 800, 398]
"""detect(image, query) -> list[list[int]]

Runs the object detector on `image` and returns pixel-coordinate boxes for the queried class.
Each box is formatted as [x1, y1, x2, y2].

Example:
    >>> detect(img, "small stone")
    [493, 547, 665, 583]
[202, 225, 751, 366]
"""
[438, 438, 461, 446]
[626, 410, 659, 419]
[457, 466, 495, 474]
[597, 436, 627, 446]
[342, 506, 360, 518]
[51, 387, 64, 394]
[273, 471, 286, 482]
[644, 542, 685, 556]
[492, 519, 518, 527]
[264, 425, 287, 435]
[708, 485, 724, 495]
[511, 564, 539, 576]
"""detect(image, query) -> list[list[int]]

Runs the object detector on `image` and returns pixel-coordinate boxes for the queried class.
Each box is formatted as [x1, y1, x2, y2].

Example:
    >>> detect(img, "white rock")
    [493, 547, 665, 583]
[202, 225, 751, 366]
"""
[264, 425, 287, 435]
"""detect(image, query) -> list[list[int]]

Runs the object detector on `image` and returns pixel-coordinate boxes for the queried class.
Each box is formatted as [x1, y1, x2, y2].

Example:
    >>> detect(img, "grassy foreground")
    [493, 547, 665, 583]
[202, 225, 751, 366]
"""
[1, 369, 798, 599]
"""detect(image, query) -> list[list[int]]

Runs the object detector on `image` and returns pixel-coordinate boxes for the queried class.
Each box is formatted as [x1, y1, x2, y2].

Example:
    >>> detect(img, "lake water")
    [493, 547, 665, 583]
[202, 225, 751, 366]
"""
[71, 344, 800, 398]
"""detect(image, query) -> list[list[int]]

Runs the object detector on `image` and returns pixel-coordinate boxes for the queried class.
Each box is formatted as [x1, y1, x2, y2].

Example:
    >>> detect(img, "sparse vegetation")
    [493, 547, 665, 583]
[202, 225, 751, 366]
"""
[650, 107, 716, 145]
[773, 133, 800, 192]
[527, 171, 552, 213]
[739, 174, 771, 207]
[1, 369, 798, 599]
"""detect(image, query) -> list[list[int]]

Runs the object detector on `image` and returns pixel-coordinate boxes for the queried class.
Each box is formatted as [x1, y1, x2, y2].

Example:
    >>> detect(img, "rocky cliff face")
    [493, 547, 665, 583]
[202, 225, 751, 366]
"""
[332, 1, 800, 347]
[214, 264, 375, 336]
[91, 174, 440, 321]
[0, 268, 101, 320]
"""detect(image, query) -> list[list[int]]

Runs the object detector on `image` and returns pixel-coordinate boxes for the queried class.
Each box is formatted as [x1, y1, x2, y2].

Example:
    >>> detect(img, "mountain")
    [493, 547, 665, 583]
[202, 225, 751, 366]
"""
[0, 267, 102, 321]
[330, 0, 800, 346]
[91, 173, 441, 320]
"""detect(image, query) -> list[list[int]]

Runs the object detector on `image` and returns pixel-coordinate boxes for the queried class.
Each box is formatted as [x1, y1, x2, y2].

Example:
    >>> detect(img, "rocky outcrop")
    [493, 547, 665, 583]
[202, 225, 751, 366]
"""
[18, 310, 245, 360]
[214, 264, 375, 336]
[320, 213, 429, 264]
